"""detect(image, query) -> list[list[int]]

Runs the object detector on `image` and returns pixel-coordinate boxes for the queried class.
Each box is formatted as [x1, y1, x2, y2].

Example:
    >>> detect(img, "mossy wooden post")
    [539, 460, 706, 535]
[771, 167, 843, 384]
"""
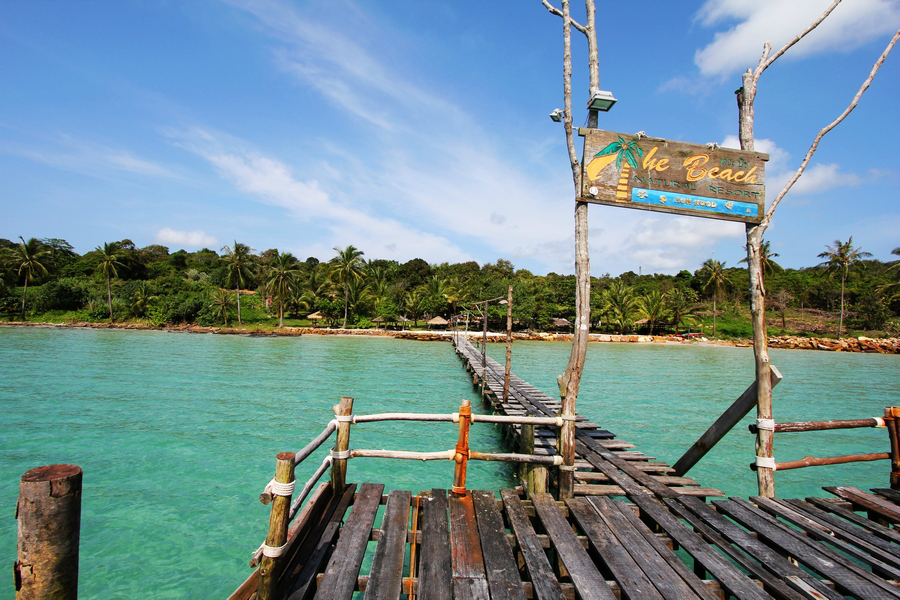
[886, 407, 900, 490]
[452, 400, 472, 496]
[15, 464, 82, 600]
[256, 451, 296, 600]
[519, 424, 547, 498]
[331, 396, 354, 495]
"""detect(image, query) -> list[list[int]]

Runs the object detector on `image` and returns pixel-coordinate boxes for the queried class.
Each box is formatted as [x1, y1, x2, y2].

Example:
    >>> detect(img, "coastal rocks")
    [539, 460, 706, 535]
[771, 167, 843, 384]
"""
[767, 335, 900, 354]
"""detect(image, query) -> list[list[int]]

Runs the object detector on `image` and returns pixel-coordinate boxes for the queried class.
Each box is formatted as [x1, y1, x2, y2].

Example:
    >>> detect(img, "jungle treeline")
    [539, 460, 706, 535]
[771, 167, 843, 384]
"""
[1, 237, 898, 339]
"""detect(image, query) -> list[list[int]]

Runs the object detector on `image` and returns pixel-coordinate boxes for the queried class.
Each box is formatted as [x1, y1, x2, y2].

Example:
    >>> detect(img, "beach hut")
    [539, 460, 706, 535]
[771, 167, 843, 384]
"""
[306, 311, 326, 327]
[552, 317, 572, 330]
[372, 316, 385, 330]
[426, 315, 449, 329]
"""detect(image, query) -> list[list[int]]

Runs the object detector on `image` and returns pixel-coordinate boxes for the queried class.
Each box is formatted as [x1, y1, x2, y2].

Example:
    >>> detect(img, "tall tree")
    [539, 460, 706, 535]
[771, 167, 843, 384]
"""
[330, 245, 365, 328]
[700, 258, 727, 338]
[637, 289, 669, 335]
[223, 241, 255, 325]
[266, 251, 300, 327]
[739, 240, 781, 280]
[735, 2, 897, 497]
[96, 242, 124, 321]
[543, 0, 599, 500]
[14, 237, 49, 320]
[817, 237, 872, 336]
[209, 287, 235, 326]
[665, 288, 699, 333]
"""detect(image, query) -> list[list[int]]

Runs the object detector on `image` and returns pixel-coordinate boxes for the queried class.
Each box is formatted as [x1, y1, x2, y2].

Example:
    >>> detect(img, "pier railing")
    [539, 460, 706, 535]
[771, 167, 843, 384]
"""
[746, 406, 900, 481]
[250, 396, 564, 600]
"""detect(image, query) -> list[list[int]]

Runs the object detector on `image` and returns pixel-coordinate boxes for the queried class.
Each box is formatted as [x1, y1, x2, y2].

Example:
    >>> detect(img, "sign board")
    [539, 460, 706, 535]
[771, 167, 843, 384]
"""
[579, 129, 768, 223]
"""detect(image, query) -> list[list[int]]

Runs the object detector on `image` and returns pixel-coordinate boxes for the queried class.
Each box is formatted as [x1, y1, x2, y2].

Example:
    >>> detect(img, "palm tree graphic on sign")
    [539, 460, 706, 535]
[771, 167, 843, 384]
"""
[585, 135, 642, 201]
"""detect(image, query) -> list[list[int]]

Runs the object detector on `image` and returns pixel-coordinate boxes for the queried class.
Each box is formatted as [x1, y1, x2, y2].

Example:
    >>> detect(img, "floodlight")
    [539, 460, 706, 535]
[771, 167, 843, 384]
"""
[587, 90, 617, 112]
[549, 108, 565, 122]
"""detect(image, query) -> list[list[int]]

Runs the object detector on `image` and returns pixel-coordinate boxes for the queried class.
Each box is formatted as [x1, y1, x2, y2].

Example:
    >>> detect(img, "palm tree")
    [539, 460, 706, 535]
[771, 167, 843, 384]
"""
[700, 258, 727, 338]
[95, 242, 124, 321]
[266, 251, 300, 327]
[665, 288, 699, 333]
[739, 239, 782, 281]
[329, 245, 365, 328]
[817, 237, 872, 337]
[209, 288, 236, 326]
[223, 241, 255, 325]
[600, 280, 637, 333]
[13, 237, 49, 320]
[637, 290, 669, 335]
[404, 289, 426, 326]
[130, 282, 155, 318]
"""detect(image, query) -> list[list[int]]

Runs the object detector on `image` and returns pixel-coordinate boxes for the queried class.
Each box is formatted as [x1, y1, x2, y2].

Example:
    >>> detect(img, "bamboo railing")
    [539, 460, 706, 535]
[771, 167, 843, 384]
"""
[250, 396, 565, 599]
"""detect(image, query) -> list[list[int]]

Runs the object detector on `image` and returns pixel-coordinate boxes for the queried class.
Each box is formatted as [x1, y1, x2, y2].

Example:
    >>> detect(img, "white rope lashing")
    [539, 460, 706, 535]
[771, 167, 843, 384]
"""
[756, 418, 775, 431]
[265, 479, 295, 497]
[331, 449, 351, 460]
[755, 456, 777, 470]
[262, 541, 289, 558]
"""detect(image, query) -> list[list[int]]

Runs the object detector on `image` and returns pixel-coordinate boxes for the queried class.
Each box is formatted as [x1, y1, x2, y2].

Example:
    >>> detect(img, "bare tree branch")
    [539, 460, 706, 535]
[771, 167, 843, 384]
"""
[542, 0, 587, 34]
[756, 0, 841, 79]
[763, 27, 900, 227]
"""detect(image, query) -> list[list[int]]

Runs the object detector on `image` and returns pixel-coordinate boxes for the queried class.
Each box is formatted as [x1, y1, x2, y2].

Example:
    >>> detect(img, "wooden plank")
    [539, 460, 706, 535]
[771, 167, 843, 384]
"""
[713, 497, 900, 599]
[825, 486, 900, 523]
[608, 500, 719, 600]
[449, 492, 490, 597]
[753, 497, 900, 579]
[530, 493, 616, 600]
[806, 496, 900, 545]
[588, 497, 708, 599]
[872, 487, 900, 505]
[499, 489, 565, 600]
[418, 489, 452, 600]
[366, 490, 411, 600]
[314, 483, 385, 600]
[471, 490, 527, 600]
[673, 496, 842, 600]
[285, 484, 359, 600]
[565, 497, 666, 600]
[628, 494, 771, 600]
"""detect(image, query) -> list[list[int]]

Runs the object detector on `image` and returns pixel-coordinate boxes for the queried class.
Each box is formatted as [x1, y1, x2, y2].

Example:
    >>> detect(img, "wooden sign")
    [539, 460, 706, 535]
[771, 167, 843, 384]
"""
[579, 129, 768, 223]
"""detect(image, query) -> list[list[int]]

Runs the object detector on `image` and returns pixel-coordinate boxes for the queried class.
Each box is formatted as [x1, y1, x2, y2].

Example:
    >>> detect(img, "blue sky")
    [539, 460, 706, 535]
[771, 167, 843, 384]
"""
[2, 0, 898, 276]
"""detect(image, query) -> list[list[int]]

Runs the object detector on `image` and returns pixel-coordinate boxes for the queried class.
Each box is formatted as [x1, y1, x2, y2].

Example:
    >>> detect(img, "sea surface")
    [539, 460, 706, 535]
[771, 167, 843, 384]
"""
[1, 326, 897, 598]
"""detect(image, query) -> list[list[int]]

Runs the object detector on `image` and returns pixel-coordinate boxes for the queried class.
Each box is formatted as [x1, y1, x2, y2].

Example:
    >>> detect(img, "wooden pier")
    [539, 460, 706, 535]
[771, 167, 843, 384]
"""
[226, 336, 900, 600]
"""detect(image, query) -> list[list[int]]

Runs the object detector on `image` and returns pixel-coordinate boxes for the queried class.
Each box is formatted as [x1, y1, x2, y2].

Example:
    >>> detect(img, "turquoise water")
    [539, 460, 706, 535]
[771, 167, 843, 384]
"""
[1, 327, 898, 598]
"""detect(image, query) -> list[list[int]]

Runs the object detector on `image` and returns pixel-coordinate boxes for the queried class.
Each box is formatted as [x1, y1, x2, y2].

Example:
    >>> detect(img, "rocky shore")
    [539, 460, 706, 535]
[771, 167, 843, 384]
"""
[3, 320, 898, 353]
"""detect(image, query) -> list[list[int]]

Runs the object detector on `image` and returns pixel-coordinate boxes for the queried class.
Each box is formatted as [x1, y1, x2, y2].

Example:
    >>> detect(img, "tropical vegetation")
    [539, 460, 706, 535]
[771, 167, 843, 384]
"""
[1, 236, 898, 339]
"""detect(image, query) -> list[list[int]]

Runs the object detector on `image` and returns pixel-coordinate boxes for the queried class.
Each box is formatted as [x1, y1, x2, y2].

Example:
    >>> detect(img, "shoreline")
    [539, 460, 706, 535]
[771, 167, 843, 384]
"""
[2, 320, 898, 354]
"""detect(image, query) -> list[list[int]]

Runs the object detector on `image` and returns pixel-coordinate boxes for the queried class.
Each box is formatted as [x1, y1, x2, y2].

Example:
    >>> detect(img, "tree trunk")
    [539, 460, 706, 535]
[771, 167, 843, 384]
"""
[279, 301, 284, 328]
[21, 276, 28, 320]
[839, 270, 846, 337]
[747, 224, 775, 497]
[236, 284, 242, 325]
[106, 275, 113, 322]
[712, 292, 717, 338]
[342, 285, 349, 329]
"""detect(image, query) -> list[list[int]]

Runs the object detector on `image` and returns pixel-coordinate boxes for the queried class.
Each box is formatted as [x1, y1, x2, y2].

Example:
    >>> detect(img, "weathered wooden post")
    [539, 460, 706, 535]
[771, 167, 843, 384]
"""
[503, 285, 513, 405]
[519, 424, 547, 497]
[15, 464, 82, 600]
[331, 396, 354, 495]
[452, 400, 472, 496]
[886, 406, 900, 490]
[257, 451, 296, 600]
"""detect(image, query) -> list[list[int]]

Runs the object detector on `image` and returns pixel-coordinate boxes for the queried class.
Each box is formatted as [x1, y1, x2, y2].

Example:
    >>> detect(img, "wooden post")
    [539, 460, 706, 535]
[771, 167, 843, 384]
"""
[503, 285, 513, 405]
[15, 464, 82, 600]
[257, 452, 296, 600]
[886, 407, 900, 490]
[331, 396, 354, 496]
[519, 424, 547, 498]
[452, 400, 472, 496]
[481, 302, 488, 398]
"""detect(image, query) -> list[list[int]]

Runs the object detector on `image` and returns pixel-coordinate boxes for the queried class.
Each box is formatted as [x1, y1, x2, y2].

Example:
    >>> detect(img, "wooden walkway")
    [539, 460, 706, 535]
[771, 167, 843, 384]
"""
[452, 334, 723, 498]
[230, 336, 900, 599]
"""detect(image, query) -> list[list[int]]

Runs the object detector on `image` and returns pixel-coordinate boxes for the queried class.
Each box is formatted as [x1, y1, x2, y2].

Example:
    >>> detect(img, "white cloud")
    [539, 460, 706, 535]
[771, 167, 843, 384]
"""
[1, 134, 176, 179]
[791, 163, 862, 194]
[155, 227, 218, 248]
[694, 0, 900, 78]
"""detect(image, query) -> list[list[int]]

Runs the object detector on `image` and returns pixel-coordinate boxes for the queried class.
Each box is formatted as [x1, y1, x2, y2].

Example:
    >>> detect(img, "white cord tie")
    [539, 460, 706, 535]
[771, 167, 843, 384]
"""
[268, 479, 295, 496]
[755, 456, 777, 470]
[451, 412, 460, 423]
[756, 419, 775, 431]
[558, 414, 577, 422]
[331, 449, 351, 460]
[874, 417, 886, 428]
[335, 414, 354, 423]
[558, 464, 576, 471]
[262, 542, 289, 558]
